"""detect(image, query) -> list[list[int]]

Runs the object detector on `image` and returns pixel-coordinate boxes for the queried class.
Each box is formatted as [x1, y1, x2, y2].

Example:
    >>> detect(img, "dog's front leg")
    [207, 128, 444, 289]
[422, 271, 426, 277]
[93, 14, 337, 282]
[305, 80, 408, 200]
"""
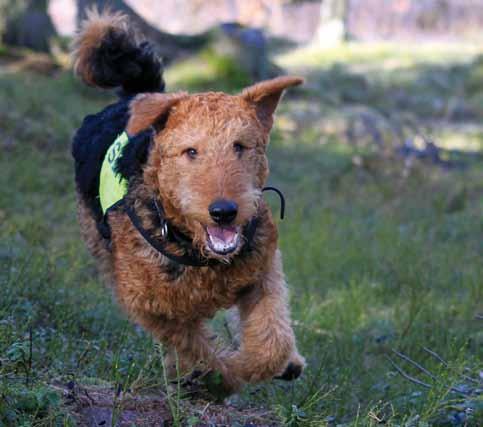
[228, 249, 305, 384]
[135, 313, 242, 391]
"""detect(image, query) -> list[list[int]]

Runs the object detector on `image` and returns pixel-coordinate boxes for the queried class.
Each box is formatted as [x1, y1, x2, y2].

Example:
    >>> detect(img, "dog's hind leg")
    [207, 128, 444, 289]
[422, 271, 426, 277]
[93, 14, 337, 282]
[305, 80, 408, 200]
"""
[228, 249, 305, 384]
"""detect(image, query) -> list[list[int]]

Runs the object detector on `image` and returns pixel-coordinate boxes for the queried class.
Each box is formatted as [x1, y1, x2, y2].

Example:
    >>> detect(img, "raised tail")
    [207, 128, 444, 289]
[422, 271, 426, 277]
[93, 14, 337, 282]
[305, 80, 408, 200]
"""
[72, 8, 164, 95]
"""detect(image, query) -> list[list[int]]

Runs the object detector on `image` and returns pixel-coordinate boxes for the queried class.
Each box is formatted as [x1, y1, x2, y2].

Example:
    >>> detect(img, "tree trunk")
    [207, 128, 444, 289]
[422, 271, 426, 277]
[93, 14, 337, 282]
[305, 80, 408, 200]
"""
[76, 0, 210, 62]
[3, 0, 57, 53]
[314, 0, 349, 45]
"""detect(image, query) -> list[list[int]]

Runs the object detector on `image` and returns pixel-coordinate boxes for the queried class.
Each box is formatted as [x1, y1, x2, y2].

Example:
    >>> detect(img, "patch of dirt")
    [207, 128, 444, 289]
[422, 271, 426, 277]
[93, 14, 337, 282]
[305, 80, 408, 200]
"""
[52, 381, 279, 426]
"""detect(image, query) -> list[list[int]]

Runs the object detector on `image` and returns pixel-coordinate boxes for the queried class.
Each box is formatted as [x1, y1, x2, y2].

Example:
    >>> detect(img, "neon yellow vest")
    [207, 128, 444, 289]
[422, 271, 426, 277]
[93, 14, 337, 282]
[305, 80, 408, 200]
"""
[99, 132, 129, 214]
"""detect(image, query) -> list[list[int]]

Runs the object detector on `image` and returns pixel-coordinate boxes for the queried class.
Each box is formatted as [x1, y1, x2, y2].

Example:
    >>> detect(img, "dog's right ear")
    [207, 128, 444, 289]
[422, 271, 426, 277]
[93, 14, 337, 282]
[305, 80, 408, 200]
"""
[126, 92, 188, 135]
[241, 76, 303, 131]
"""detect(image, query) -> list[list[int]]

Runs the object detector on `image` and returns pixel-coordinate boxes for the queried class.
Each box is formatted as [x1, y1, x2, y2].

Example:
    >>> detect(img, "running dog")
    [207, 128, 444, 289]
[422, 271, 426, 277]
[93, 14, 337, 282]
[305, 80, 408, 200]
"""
[72, 10, 304, 394]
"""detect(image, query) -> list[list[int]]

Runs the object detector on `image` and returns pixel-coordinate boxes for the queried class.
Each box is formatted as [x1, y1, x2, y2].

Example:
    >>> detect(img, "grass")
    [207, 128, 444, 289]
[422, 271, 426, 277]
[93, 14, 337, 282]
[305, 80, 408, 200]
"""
[1, 42, 482, 426]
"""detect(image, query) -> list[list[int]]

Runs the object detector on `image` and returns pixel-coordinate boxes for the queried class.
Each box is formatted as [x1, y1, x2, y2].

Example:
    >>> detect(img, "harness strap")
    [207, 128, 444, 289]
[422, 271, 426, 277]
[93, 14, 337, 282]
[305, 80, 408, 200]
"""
[124, 200, 260, 267]
[262, 186, 285, 220]
[124, 202, 216, 267]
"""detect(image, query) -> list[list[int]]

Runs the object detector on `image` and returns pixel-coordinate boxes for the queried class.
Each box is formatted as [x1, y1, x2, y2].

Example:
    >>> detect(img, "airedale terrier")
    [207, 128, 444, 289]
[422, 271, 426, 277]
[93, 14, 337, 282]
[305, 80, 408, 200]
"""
[72, 10, 304, 394]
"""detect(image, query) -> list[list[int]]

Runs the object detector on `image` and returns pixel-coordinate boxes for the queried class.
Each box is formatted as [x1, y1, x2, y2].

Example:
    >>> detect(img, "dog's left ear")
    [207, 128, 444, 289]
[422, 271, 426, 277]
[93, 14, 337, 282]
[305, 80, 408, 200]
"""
[127, 92, 188, 135]
[241, 76, 303, 131]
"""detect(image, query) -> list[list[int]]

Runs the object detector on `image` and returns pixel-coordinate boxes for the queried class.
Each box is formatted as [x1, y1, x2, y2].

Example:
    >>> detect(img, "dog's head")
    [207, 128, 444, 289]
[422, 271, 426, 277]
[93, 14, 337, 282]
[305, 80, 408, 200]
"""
[127, 76, 302, 260]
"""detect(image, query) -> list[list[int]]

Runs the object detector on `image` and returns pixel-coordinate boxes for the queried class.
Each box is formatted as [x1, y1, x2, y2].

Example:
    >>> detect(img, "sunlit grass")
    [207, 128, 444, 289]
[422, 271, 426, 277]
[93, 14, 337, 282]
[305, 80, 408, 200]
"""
[432, 123, 483, 151]
[276, 41, 483, 71]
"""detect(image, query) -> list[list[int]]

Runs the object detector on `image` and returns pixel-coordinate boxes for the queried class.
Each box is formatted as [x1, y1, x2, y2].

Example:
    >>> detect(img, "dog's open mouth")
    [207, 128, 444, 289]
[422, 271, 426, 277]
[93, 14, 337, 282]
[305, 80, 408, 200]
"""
[206, 225, 241, 255]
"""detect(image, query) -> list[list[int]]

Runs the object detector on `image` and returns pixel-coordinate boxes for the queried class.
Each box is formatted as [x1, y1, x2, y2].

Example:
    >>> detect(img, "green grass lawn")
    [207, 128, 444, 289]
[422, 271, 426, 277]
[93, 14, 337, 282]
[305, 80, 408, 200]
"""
[0, 44, 482, 426]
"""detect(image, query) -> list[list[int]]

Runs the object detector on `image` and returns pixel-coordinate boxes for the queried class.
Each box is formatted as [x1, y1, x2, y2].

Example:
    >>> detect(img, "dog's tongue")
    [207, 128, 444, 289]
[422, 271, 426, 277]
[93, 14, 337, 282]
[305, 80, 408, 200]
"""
[206, 225, 238, 244]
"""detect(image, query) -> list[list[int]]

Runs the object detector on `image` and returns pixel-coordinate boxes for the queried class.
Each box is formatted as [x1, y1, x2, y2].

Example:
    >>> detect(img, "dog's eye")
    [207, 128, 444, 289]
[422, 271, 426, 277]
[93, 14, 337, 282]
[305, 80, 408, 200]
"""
[233, 142, 245, 155]
[184, 148, 198, 159]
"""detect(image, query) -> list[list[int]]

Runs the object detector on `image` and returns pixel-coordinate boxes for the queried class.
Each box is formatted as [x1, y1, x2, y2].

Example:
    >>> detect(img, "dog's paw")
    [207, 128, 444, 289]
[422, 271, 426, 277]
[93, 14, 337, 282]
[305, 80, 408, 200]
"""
[275, 353, 305, 381]
[275, 362, 303, 381]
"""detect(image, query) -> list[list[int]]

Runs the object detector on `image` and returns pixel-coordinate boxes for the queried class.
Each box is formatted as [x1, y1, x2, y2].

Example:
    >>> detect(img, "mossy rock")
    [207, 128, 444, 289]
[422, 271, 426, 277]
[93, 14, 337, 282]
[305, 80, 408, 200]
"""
[202, 48, 252, 89]
[464, 55, 483, 94]
[209, 23, 282, 81]
[467, 91, 483, 118]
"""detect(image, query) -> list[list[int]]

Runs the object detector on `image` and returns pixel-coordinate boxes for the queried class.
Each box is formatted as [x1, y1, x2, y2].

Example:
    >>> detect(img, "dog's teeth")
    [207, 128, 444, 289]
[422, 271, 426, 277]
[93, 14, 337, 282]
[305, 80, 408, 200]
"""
[206, 226, 240, 254]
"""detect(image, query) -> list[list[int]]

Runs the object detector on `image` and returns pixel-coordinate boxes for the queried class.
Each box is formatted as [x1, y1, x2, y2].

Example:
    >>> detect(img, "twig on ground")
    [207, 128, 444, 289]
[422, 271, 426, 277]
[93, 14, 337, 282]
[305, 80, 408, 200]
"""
[392, 349, 436, 380]
[83, 388, 95, 405]
[460, 372, 482, 385]
[422, 347, 448, 366]
[200, 402, 210, 418]
[387, 354, 471, 396]
[367, 410, 384, 423]
[385, 356, 432, 389]
[423, 347, 481, 385]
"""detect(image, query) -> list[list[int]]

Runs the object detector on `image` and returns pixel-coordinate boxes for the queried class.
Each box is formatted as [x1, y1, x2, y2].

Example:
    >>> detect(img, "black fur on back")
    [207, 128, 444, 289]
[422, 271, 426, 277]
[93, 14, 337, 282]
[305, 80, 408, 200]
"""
[90, 29, 165, 95]
[72, 97, 130, 223]
[72, 98, 158, 227]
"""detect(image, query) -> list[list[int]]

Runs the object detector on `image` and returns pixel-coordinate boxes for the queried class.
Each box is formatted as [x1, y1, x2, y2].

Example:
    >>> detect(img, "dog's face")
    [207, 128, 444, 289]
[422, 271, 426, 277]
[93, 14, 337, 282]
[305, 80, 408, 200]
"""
[127, 77, 302, 259]
[154, 93, 268, 257]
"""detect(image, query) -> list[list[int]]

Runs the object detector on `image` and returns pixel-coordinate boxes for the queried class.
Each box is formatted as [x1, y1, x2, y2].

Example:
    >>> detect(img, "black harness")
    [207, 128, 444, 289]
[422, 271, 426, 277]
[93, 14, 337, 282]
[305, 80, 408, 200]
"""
[102, 187, 284, 268]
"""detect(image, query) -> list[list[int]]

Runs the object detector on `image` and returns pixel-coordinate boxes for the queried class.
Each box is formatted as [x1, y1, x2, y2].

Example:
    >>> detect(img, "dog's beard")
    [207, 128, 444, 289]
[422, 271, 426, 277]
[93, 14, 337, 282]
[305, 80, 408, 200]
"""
[206, 225, 241, 255]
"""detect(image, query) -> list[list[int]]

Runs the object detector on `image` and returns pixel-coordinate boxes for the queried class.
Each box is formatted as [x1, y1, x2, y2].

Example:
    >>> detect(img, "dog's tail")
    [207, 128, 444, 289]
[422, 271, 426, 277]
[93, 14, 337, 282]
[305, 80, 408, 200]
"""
[72, 8, 164, 95]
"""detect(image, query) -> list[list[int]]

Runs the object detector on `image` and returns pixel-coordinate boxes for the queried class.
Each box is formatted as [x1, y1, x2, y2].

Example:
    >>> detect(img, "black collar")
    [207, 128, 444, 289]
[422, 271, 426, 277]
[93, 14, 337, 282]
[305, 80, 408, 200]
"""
[101, 186, 285, 268]
[124, 198, 260, 267]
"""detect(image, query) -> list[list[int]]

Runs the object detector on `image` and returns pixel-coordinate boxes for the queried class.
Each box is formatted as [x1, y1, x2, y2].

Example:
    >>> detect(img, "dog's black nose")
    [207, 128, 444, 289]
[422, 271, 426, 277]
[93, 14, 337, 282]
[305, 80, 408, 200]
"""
[209, 199, 238, 224]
